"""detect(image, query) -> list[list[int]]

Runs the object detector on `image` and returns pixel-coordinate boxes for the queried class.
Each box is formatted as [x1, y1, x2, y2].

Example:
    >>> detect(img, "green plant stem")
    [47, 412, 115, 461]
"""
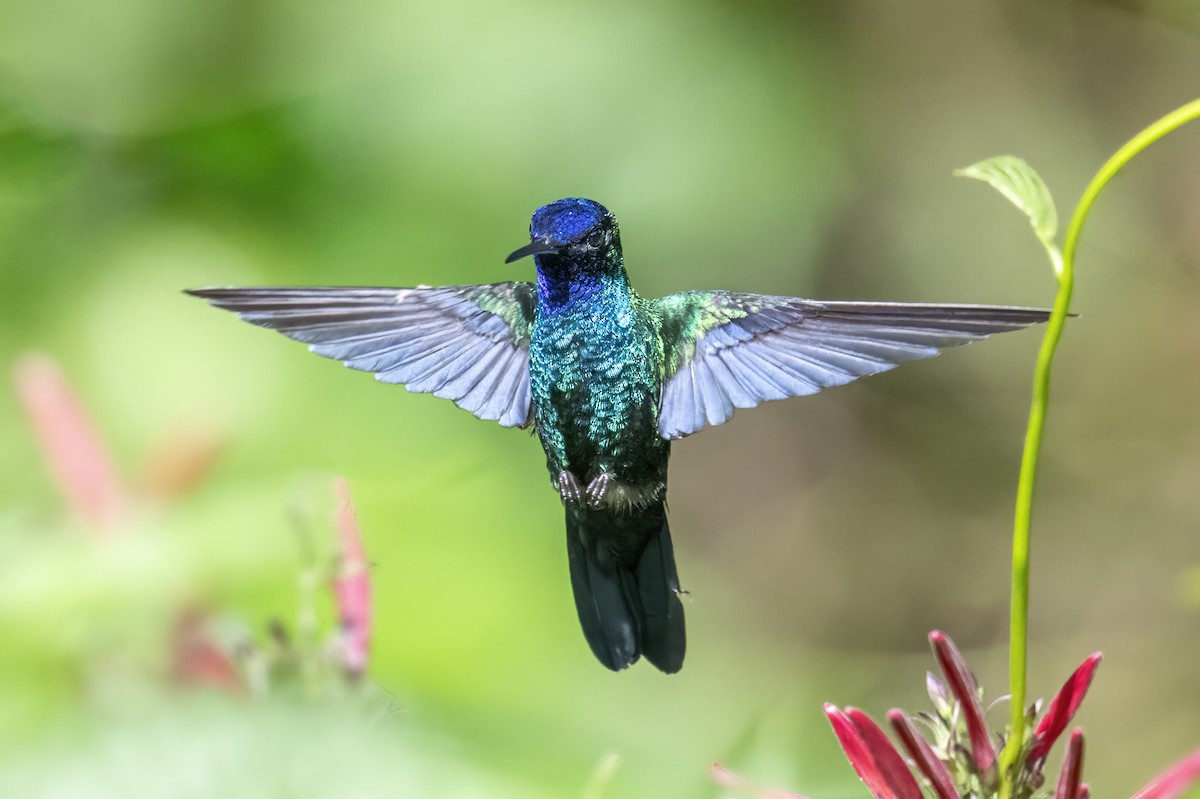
[998, 99, 1200, 796]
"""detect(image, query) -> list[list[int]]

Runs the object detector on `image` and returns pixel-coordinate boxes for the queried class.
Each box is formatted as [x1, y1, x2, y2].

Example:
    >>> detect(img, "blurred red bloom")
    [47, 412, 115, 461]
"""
[13, 351, 228, 526]
[14, 353, 126, 532]
[170, 607, 244, 695]
[332, 477, 372, 679]
[1132, 751, 1200, 799]
[710, 762, 807, 799]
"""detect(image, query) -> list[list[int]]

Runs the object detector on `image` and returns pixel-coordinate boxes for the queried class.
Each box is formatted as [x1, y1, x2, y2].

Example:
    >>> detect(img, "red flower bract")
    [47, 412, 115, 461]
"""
[844, 708, 923, 799]
[1054, 729, 1086, 799]
[888, 710, 959, 799]
[825, 704, 896, 799]
[929, 630, 997, 776]
[1029, 654, 1102, 765]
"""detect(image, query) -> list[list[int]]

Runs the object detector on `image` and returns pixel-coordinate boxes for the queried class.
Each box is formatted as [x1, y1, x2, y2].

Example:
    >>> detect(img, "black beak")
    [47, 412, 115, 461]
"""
[505, 239, 561, 264]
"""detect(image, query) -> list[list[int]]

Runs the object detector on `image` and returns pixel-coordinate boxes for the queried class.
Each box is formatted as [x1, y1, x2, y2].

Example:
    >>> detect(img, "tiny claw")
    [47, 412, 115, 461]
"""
[585, 472, 612, 509]
[557, 470, 582, 505]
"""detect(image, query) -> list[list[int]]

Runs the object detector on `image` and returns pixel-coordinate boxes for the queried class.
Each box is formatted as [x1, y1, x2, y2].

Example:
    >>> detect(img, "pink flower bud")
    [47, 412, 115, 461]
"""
[1054, 729, 1085, 799]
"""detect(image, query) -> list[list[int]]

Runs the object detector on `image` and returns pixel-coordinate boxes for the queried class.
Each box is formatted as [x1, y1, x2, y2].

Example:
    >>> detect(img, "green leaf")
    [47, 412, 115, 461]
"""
[956, 155, 1063, 278]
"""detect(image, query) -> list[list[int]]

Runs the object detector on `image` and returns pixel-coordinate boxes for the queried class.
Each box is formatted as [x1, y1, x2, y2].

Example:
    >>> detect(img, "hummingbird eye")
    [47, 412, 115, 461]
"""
[585, 229, 607, 250]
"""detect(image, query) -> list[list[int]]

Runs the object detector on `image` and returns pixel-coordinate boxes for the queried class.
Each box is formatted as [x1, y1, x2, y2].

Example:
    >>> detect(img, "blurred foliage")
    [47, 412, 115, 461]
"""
[1, 0, 1199, 797]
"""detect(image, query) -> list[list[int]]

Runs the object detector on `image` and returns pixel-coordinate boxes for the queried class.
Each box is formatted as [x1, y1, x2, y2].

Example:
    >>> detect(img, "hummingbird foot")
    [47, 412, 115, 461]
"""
[583, 473, 664, 512]
[557, 470, 583, 505]
[585, 472, 613, 509]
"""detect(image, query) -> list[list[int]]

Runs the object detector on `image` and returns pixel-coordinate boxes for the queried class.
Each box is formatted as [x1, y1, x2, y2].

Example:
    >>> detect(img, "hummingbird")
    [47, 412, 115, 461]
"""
[187, 197, 1050, 674]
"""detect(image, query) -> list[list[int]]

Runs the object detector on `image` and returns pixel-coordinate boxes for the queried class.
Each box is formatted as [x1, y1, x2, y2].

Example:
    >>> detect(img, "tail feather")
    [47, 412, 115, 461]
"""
[565, 501, 686, 673]
[566, 530, 640, 671]
[635, 517, 686, 673]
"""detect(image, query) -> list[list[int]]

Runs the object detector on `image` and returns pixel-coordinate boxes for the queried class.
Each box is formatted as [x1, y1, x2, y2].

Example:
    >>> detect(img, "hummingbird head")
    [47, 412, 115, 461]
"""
[505, 198, 621, 267]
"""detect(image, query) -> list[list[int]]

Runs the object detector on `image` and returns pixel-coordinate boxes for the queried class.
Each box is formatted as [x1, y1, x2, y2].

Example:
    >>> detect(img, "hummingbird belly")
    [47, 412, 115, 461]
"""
[530, 307, 668, 499]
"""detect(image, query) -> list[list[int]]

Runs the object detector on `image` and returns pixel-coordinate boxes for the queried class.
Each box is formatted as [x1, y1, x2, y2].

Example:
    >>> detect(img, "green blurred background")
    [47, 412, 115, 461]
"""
[1, 0, 1198, 796]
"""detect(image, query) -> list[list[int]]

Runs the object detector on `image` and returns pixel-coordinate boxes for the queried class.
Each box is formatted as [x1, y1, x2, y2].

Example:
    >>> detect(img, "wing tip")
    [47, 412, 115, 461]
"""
[184, 286, 267, 310]
[184, 286, 226, 300]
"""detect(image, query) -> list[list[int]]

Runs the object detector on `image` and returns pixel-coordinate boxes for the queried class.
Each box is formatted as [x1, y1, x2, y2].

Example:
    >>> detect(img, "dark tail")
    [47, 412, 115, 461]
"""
[564, 500, 686, 673]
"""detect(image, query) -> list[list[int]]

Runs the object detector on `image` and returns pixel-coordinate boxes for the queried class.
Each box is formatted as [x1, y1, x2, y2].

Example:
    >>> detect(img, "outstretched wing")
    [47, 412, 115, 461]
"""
[653, 291, 1051, 439]
[187, 283, 538, 428]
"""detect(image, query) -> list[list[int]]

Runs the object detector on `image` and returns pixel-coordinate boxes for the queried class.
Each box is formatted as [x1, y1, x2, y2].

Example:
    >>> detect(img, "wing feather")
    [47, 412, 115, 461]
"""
[654, 292, 1051, 439]
[187, 283, 537, 428]
[693, 356, 733, 427]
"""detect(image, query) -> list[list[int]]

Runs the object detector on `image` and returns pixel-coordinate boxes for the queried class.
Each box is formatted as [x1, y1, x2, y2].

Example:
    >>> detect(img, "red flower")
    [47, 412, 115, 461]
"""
[716, 631, 1198, 799]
